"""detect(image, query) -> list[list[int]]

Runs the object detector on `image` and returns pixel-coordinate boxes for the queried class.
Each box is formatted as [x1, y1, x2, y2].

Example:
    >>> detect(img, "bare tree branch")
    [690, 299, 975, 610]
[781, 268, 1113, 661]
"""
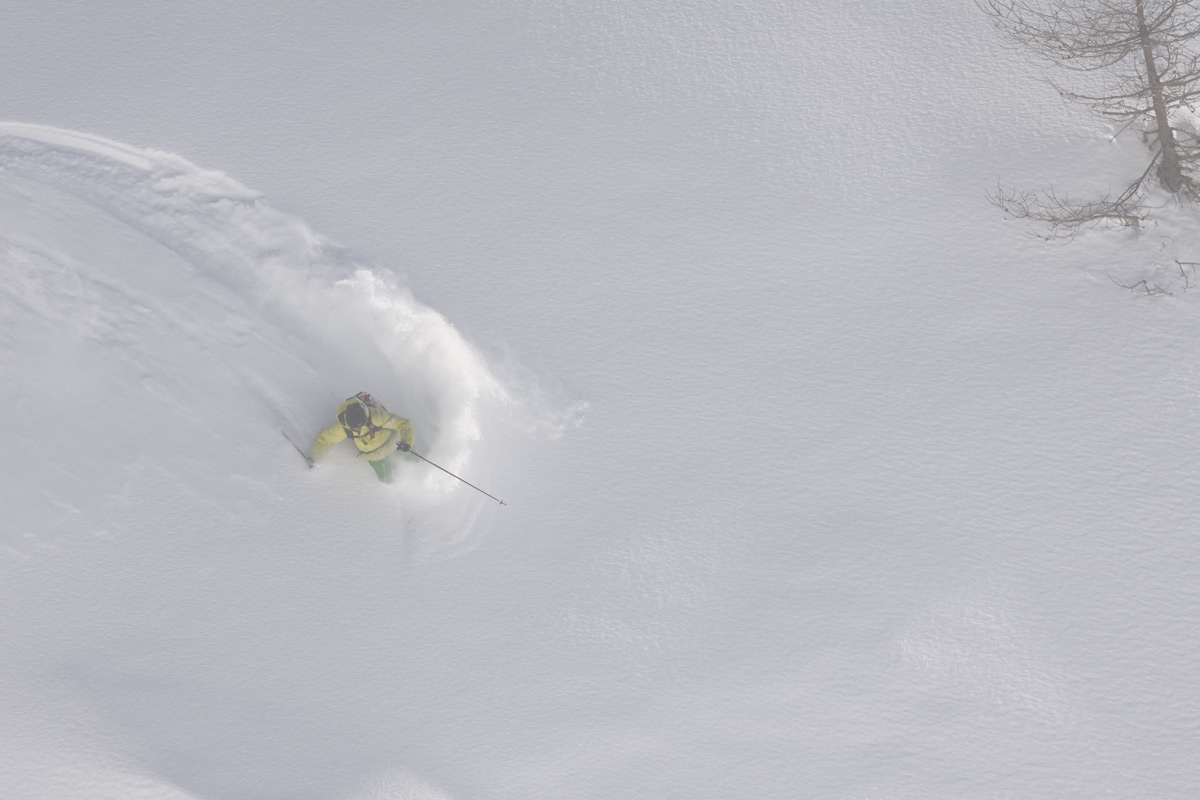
[987, 155, 1159, 238]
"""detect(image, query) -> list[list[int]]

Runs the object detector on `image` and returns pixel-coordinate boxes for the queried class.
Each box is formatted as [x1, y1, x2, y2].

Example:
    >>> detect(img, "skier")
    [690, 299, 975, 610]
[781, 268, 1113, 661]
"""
[309, 392, 415, 483]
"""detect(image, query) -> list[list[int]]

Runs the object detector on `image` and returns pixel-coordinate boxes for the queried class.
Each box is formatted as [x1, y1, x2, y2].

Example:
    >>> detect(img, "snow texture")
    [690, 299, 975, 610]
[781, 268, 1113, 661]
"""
[3, 2, 1200, 799]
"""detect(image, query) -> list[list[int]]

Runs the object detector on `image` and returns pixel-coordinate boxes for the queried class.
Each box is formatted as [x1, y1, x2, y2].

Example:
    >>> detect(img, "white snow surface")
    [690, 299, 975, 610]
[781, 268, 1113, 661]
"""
[3, 3, 1200, 799]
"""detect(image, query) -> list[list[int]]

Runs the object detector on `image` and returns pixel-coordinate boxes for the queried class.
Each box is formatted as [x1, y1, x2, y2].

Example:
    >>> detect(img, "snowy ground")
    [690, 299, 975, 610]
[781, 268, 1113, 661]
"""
[3, 2, 1200, 799]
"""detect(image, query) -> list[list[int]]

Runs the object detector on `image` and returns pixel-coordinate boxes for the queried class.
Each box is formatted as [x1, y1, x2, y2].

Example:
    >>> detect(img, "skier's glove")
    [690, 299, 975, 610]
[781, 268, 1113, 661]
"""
[396, 441, 411, 452]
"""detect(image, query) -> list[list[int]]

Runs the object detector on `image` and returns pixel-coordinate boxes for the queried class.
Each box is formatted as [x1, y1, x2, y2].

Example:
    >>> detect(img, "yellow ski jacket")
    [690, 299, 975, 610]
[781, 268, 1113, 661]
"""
[309, 398, 415, 463]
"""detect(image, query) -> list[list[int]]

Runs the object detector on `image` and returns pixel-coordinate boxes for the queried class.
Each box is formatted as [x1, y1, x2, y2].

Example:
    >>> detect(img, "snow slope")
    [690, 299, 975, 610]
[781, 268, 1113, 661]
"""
[4, 2, 1200, 799]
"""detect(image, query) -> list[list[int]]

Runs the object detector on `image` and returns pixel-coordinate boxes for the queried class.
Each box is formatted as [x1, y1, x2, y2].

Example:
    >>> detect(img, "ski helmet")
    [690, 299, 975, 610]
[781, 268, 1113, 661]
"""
[342, 401, 368, 429]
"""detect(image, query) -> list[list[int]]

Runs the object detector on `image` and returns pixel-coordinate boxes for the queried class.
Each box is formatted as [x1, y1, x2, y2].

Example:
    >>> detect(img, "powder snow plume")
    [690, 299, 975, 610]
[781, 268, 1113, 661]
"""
[0, 123, 553, 562]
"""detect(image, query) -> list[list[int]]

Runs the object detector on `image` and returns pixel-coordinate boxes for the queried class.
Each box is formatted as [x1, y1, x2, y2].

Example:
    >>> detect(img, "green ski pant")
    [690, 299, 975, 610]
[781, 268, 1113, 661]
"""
[369, 456, 394, 484]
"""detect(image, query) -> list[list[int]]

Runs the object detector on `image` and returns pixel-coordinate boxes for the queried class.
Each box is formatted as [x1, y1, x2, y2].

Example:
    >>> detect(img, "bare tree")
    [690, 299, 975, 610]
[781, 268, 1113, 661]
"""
[982, 0, 1200, 232]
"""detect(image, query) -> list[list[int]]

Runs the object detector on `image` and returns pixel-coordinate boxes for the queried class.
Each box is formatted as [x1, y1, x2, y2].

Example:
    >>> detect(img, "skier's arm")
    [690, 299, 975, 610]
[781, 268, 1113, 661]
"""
[309, 422, 347, 461]
[381, 413, 415, 450]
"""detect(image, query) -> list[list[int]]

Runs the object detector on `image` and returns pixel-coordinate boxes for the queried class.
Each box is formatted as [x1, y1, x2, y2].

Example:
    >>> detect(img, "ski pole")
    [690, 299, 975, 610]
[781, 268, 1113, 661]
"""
[282, 430, 314, 469]
[401, 444, 507, 506]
